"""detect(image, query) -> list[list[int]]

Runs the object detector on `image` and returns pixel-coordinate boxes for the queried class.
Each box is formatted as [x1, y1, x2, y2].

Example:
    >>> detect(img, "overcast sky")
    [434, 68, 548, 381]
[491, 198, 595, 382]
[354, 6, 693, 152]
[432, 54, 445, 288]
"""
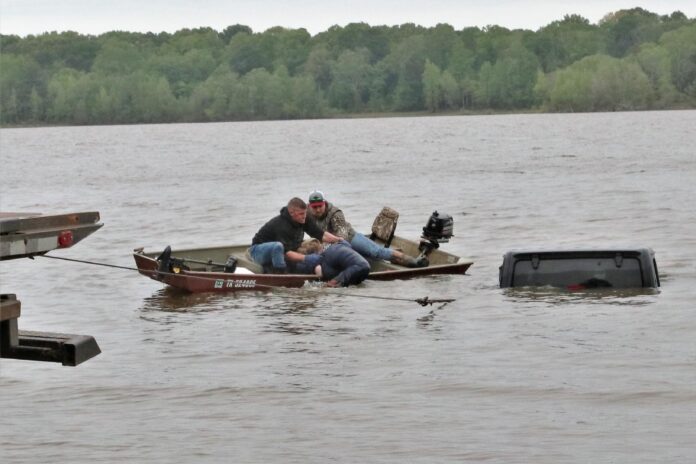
[1, 1, 694, 37]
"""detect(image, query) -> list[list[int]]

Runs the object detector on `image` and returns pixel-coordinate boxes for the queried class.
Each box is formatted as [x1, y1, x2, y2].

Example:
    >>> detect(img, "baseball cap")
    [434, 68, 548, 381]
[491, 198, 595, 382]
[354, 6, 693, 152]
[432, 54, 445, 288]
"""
[308, 190, 325, 206]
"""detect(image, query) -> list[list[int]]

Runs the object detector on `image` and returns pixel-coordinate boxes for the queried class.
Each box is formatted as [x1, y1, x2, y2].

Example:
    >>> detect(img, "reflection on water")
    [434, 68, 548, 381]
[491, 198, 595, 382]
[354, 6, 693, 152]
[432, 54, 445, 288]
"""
[140, 285, 334, 335]
[140, 287, 232, 313]
[140, 286, 323, 313]
[503, 286, 660, 306]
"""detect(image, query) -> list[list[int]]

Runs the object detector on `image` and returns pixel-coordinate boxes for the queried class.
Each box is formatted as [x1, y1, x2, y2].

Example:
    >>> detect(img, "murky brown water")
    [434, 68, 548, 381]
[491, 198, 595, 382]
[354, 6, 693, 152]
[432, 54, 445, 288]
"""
[1, 111, 695, 463]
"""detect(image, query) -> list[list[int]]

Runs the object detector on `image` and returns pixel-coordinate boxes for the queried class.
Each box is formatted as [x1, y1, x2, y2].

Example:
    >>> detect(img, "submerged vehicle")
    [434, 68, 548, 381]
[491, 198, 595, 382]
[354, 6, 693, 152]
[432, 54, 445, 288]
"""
[499, 248, 660, 289]
[133, 210, 473, 293]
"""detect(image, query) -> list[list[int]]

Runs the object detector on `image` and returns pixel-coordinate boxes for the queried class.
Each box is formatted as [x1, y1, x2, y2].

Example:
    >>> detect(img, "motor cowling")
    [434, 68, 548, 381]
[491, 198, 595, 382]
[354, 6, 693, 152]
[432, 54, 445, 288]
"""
[422, 211, 454, 243]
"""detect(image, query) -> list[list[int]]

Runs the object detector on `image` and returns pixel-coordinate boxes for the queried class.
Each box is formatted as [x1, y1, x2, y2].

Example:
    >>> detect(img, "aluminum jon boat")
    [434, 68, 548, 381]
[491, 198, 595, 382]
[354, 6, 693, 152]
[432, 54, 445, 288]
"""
[133, 238, 472, 293]
[132, 210, 473, 293]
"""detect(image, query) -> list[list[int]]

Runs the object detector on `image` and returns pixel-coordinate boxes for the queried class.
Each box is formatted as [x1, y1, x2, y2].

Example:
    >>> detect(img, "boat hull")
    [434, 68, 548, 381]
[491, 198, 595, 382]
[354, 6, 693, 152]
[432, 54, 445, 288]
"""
[133, 253, 318, 293]
[133, 236, 473, 293]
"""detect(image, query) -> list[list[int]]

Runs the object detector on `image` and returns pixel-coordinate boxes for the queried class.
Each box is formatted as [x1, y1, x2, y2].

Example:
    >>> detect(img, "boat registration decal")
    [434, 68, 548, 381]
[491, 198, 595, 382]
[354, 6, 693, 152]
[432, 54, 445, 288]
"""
[215, 279, 256, 289]
[227, 279, 256, 288]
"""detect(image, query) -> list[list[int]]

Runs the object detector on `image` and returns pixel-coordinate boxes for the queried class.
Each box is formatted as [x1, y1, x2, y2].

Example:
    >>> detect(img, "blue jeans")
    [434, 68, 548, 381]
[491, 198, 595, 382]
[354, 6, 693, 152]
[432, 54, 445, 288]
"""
[350, 232, 393, 261]
[321, 241, 370, 286]
[249, 242, 286, 270]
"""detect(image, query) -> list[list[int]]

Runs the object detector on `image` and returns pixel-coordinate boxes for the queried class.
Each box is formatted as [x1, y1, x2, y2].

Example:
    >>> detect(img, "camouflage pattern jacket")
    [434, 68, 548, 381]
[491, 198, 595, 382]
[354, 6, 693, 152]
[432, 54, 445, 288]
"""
[314, 202, 356, 242]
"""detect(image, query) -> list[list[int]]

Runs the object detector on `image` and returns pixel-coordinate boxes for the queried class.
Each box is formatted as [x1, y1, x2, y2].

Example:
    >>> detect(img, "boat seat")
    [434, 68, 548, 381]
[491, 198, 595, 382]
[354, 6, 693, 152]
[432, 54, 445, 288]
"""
[370, 206, 399, 246]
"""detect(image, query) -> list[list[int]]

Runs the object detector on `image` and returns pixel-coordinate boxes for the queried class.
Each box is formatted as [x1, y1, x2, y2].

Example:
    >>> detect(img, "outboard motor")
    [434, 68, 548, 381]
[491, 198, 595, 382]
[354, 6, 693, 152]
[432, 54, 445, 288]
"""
[155, 245, 188, 278]
[419, 211, 454, 256]
[156, 245, 173, 278]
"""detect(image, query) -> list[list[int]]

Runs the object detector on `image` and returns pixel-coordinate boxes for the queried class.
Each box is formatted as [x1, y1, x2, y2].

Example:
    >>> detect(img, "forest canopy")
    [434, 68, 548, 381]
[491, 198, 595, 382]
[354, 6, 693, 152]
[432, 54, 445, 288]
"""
[1, 7, 695, 125]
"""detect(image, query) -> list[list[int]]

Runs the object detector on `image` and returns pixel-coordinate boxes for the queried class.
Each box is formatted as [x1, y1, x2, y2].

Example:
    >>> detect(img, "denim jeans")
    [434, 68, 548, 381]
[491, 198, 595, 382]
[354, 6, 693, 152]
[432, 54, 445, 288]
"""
[293, 253, 322, 275]
[350, 232, 393, 261]
[321, 241, 370, 286]
[249, 242, 286, 270]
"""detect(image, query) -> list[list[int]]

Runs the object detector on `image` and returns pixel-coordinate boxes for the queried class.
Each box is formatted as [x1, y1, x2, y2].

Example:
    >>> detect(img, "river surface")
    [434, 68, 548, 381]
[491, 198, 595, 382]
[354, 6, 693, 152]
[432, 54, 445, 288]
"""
[1, 111, 695, 463]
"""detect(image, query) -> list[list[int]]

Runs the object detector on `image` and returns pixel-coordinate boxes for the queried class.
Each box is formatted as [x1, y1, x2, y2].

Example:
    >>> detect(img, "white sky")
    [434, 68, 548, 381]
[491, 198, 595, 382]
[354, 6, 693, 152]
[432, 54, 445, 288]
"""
[1, 0, 694, 37]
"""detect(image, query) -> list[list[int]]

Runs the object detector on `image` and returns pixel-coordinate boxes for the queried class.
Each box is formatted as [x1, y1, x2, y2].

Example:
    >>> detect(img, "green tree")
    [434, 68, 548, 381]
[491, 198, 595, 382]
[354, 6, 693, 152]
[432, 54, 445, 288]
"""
[474, 25, 515, 69]
[365, 60, 391, 110]
[659, 24, 696, 98]
[601, 8, 662, 57]
[422, 60, 461, 111]
[92, 86, 116, 123]
[220, 24, 253, 44]
[29, 87, 43, 121]
[636, 43, 681, 106]
[478, 43, 540, 108]
[265, 27, 311, 74]
[235, 67, 286, 118]
[547, 54, 653, 111]
[285, 75, 325, 118]
[315, 23, 390, 62]
[422, 59, 442, 111]
[388, 35, 427, 110]
[3, 31, 100, 72]
[0, 53, 44, 121]
[46, 68, 83, 122]
[304, 45, 332, 90]
[127, 73, 179, 122]
[224, 32, 271, 75]
[440, 70, 460, 109]
[188, 65, 241, 120]
[425, 23, 458, 69]
[448, 39, 476, 80]
[168, 27, 222, 54]
[327, 48, 372, 111]
[150, 49, 217, 97]
[92, 38, 146, 75]
[529, 15, 604, 72]
[2, 88, 19, 123]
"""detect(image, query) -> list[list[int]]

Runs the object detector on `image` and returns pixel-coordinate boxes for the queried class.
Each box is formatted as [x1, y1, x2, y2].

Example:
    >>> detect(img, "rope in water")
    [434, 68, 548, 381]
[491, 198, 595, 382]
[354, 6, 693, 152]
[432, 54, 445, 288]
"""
[36, 254, 455, 307]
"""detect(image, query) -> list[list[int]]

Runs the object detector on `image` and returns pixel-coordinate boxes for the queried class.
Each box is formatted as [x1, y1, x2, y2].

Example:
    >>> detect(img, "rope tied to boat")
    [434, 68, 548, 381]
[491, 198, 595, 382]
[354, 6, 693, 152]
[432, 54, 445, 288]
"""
[35, 254, 456, 307]
[35, 254, 141, 271]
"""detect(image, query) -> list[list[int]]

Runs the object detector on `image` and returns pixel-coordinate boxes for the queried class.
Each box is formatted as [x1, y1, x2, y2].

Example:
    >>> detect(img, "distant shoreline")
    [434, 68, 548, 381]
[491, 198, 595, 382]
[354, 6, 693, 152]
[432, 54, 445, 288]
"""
[5, 107, 696, 129]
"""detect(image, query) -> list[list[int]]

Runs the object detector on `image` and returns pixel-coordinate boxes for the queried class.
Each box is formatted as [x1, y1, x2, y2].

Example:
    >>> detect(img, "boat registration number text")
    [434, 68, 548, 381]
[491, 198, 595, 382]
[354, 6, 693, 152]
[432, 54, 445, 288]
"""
[215, 279, 256, 289]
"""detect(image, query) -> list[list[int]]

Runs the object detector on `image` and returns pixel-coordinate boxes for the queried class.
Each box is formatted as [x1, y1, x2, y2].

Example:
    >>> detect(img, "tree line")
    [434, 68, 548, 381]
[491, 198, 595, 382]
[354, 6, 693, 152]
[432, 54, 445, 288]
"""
[1, 7, 695, 126]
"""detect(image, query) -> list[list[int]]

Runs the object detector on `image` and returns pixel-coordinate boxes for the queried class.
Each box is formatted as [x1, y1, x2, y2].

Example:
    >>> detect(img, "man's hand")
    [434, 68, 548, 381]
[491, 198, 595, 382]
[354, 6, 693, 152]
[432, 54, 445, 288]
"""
[322, 231, 341, 243]
[285, 250, 306, 262]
